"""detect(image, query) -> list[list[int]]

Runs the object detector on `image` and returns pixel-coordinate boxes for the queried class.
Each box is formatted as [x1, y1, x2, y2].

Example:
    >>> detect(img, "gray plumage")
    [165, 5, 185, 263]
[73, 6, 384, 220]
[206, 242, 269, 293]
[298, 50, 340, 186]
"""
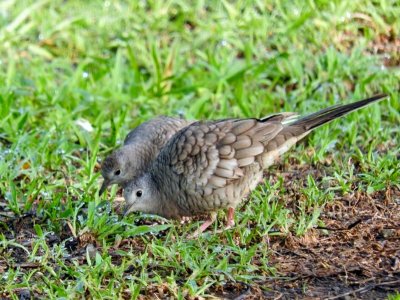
[99, 116, 191, 195]
[123, 95, 387, 232]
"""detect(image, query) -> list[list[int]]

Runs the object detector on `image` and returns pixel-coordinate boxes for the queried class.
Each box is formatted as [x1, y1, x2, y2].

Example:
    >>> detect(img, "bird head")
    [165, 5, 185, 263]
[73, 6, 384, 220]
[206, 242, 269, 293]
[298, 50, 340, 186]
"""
[123, 174, 161, 216]
[99, 149, 137, 195]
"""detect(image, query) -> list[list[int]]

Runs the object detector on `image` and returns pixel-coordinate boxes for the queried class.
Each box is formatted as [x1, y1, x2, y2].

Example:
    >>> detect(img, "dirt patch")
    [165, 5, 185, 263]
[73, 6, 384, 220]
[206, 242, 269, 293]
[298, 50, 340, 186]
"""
[262, 187, 400, 299]
[250, 161, 400, 299]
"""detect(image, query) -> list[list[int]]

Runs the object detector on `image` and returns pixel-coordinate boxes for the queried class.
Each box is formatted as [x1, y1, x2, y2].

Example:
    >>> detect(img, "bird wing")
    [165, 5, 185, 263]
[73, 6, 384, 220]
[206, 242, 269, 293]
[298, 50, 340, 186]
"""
[153, 117, 290, 197]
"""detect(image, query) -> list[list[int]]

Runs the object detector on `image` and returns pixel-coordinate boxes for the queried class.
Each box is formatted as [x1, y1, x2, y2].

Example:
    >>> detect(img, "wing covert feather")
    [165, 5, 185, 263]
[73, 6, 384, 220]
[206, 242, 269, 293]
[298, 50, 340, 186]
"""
[153, 118, 286, 197]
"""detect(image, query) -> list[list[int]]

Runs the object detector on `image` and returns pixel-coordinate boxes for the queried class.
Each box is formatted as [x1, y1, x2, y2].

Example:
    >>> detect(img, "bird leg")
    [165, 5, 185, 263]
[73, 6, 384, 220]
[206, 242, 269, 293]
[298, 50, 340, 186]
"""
[214, 207, 235, 234]
[188, 212, 217, 238]
[187, 208, 235, 238]
[226, 207, 235, 228]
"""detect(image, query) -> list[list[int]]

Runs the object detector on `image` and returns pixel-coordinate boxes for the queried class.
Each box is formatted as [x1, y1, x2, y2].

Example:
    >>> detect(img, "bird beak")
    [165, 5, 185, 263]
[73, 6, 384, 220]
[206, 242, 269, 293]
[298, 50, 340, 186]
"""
[99, 179, 110, 196]
[123, 203, 134, 216]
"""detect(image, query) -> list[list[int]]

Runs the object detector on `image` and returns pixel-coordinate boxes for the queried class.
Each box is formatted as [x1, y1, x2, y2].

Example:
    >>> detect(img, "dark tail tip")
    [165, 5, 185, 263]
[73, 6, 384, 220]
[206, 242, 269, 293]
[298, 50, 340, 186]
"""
[292, 94, 388, 130]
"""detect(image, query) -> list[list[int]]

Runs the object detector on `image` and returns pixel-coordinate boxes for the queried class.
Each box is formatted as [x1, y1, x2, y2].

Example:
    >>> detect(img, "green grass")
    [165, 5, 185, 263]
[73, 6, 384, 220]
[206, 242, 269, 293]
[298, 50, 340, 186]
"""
[0, 0, 399, 298]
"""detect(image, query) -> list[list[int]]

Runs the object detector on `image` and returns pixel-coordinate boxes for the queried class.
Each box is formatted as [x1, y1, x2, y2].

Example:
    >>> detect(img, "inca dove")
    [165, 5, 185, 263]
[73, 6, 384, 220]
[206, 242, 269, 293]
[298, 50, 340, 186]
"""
[123, 95, 387, 236]
[99, 116, 191, 195]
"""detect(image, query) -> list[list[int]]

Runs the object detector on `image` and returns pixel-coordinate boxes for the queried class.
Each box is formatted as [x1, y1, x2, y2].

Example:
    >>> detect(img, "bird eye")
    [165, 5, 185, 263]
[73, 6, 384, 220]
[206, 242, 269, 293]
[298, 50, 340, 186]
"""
[136, 190, 143, 197]
[114, 170, 121, 176]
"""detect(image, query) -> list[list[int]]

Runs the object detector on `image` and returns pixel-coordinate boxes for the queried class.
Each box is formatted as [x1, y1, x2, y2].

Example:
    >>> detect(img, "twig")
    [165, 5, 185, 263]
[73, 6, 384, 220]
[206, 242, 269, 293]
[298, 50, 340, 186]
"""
[315, 218, 367, 231]
[326, 285, 372, 299]
[326, 279, 400, 300]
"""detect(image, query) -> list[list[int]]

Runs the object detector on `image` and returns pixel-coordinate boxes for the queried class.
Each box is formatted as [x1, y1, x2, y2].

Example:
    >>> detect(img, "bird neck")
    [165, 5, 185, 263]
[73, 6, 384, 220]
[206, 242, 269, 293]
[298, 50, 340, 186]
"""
[146, 172, 181, 219]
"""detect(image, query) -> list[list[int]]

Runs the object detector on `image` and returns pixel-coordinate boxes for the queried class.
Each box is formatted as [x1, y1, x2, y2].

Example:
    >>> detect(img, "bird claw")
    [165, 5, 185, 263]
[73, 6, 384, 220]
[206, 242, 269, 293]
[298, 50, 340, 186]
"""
[187, 220, 236, 238]
[187, 228, 206, 239]
[214, 222, 235, 234]
[187, 210, 235, 238]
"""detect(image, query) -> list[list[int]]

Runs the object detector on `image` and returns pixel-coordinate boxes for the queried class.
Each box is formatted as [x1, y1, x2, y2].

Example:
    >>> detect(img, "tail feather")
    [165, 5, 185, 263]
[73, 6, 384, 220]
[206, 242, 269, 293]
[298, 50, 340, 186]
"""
[290, 94, 388, 130]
